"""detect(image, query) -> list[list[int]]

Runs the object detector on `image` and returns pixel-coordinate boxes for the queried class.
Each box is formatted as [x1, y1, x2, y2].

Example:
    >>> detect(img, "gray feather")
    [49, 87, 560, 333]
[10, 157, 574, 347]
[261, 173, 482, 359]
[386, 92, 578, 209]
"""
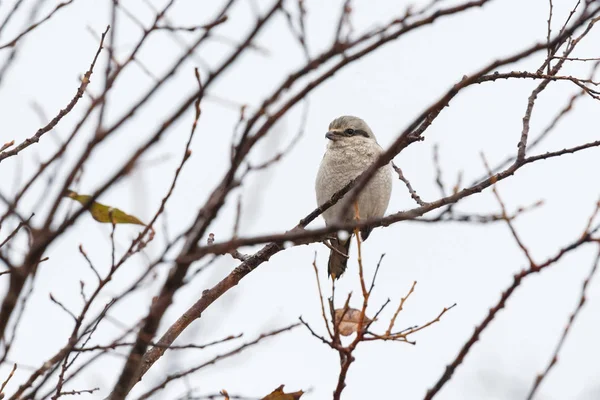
[315, 115, 393, 279]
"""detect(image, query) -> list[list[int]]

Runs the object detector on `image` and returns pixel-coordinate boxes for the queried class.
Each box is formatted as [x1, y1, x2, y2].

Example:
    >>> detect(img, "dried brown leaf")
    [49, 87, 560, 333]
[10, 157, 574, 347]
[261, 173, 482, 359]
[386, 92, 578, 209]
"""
[261, 384, 304, 400]
[334, 308, 373, 336]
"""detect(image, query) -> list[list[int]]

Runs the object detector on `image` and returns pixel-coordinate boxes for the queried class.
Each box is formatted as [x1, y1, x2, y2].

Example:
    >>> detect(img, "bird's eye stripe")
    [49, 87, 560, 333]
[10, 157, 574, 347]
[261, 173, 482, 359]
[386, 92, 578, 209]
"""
[340, 128, 369, 137]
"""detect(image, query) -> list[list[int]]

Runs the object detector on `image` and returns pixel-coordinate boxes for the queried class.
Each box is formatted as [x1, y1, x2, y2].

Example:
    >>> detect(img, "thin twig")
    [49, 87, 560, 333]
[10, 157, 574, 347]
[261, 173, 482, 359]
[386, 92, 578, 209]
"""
[0, 25, 110, 163]
[526, 248, 600, 400]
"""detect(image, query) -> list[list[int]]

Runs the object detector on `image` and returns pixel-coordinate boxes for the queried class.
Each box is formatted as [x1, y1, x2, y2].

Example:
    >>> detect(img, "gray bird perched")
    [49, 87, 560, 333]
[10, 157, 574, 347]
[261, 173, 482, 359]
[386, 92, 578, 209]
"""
[315, 116, 393, 279]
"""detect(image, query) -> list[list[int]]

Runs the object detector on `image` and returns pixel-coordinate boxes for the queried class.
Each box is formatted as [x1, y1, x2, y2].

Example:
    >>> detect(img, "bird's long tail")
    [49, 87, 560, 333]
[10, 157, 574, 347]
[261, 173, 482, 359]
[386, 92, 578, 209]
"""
[328, 238, 351, 280]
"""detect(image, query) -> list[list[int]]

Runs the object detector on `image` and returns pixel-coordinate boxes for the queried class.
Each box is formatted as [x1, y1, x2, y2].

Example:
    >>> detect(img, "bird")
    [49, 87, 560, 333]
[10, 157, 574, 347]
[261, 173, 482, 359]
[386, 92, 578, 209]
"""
[315, 115, 393, 279]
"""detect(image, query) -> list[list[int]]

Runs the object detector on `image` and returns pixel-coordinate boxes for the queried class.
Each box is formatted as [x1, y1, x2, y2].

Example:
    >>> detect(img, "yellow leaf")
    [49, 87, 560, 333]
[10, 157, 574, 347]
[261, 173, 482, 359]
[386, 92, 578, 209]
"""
[261, 385, 304, 400]
[334, 308, 373, 336]
[65, 190, 145, 226]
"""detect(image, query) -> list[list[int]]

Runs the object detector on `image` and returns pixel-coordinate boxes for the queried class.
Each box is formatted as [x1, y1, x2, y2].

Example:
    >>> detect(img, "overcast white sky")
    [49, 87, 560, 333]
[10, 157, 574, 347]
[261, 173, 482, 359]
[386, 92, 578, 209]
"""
[1, 0, 600, 399]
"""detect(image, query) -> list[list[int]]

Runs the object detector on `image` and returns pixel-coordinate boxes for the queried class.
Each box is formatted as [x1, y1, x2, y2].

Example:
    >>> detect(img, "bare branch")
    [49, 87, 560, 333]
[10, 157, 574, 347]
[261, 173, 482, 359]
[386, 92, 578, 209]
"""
[0, 25, 109, 163]
[526, 248, 600, 400]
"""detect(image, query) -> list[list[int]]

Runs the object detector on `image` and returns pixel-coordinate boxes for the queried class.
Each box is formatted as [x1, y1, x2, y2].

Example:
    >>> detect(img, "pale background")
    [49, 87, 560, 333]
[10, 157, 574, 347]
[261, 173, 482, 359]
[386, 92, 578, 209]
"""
[1, 0, 599, 399]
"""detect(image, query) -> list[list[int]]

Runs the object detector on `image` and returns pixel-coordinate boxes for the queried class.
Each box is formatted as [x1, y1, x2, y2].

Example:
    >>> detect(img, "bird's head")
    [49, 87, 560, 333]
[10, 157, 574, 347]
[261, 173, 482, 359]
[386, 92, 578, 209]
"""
[325, 116, 377, 147]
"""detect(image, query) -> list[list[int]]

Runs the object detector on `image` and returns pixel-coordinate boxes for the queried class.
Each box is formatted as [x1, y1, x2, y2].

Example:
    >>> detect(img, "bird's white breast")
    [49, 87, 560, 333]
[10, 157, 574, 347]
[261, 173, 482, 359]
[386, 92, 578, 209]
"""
[315, 140, 392, 225]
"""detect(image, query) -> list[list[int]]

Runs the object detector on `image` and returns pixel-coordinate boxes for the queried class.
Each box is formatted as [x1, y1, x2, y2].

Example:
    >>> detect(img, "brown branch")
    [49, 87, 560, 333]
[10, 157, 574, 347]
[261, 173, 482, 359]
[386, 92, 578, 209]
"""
[0, 363, 17, 396]
[180, 133, 600, 261]
[118, 116, 357, 396]
[0, 0, 45, 88]
[525, 248, 600, 400]
[553, 56, 600, 62]
[546, 0, 554, 73]
[522, 140, 600, 164]
[312, 253, 333, 339]
[0, 215, 32, 250]
[481, 154, 536, 267]
[0, 0, 76, 50]
[0, 141, 14, 152]
[392, 162, 427, 206]
[0, 0, 27, 38]
[333, 0, 352, 44]
[432, 144, 447, 197]
[0, 25, 109, 163]
[424, 219, 599, 399]
[1, 3, 597, 399]
[25, 319, 142, 400]
[73, 333, 243, 353]
[393, 304, 456, 339]
[386, 281, 417, 336]
[135, 323, 299, 400]
[56, 387, 99, 397]
[306, 232, 451, 399]
[1, 5, 508, 364]
[107, 7, 284, 398]
[35, 2, 232, 232]
[415, 201, 544, 224]
[155, 15, 229, 32]
[341, 7, 600, 217]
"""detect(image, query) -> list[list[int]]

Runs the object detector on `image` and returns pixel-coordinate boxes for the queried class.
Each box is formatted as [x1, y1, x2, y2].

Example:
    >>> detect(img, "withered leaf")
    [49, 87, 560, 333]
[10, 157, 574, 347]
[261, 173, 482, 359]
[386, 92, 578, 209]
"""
[261, 384, 304, 400]
[334, 308, 373, 336]
[65, 190, 145, 226]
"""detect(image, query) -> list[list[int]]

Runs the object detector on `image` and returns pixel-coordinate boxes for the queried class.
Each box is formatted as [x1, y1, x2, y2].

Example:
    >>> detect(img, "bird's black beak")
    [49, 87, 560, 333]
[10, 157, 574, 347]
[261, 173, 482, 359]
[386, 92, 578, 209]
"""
[325, 131, 336, 140]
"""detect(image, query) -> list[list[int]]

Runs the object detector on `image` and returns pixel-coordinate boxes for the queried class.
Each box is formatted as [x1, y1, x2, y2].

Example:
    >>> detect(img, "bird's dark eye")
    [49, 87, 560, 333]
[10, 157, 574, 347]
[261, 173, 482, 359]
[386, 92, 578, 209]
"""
[345, 128, 355, 136]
